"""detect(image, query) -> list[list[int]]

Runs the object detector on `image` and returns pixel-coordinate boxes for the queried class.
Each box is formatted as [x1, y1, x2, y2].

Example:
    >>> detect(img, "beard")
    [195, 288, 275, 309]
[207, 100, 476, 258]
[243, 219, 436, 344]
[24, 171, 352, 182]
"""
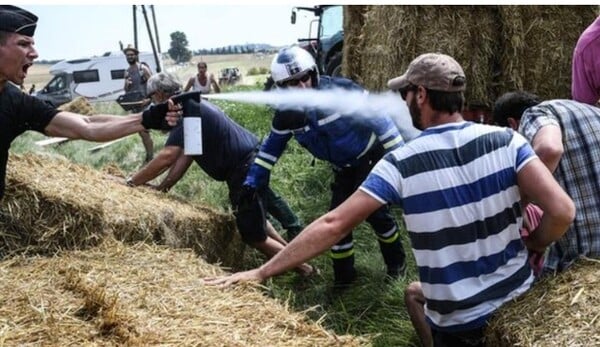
[409, 97, 423, 130]
[126, 56, 137, 65]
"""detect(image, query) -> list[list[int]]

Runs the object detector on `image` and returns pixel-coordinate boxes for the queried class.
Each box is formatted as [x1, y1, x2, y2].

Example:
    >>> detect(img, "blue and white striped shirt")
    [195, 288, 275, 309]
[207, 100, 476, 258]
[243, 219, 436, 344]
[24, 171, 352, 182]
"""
[361, 121, 536, 332]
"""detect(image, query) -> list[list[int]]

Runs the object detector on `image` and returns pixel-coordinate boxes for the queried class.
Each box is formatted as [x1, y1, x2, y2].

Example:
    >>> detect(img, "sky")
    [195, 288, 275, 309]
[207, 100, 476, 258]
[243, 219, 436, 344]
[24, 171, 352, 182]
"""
[19, 4, 320, 61]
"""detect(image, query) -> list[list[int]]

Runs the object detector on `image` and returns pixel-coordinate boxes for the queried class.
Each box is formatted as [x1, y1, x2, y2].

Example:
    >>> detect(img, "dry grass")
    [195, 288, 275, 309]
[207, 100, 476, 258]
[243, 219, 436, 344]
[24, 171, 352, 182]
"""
[0, 239, 369, 346]
[487, 258, 600, 347]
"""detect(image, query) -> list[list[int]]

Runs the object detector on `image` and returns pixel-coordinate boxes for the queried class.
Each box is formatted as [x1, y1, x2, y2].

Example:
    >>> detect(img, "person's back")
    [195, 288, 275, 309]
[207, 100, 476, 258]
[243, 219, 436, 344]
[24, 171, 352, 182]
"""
[369, 120, 535, 331]
[165, 100, 258, 181]
[519, 99, 600, 270]
[268, 76, 401, 168]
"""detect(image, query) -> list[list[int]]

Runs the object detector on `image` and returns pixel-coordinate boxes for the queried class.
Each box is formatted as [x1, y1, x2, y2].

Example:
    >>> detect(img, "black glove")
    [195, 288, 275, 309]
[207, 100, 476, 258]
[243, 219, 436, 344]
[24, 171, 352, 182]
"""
[238, 185, 258, 211]
[141, 101, 171, 130]
[235, 185, 267, 244]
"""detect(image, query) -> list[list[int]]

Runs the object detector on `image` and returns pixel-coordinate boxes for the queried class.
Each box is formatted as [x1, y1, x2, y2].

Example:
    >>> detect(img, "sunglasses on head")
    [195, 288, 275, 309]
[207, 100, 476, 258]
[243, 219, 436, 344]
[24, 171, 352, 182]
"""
[277, 73, 311, 88]
[397, 84, 418, 100]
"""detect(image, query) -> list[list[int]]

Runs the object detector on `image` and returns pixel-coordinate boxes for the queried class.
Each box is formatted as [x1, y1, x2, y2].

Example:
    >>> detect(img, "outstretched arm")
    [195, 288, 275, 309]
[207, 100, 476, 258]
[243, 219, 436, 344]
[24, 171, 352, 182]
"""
[44, 99, 182, 140]
[204, 190, 382, 287]
[44, 111, 145, 141]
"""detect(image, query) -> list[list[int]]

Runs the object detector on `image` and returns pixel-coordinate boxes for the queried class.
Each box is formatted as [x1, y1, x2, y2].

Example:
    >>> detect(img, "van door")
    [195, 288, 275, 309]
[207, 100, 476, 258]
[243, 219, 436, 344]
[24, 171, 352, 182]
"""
[38, 74, 71, 107]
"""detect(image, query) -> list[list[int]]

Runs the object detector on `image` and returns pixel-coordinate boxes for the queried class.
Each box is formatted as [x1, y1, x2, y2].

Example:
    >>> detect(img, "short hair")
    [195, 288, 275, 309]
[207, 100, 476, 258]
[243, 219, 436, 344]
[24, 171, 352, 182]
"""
[197, 62, 207, 69]
[427, 89, 465, 114]
[493, 91, 541, 126]
[146, 72, 182, 98]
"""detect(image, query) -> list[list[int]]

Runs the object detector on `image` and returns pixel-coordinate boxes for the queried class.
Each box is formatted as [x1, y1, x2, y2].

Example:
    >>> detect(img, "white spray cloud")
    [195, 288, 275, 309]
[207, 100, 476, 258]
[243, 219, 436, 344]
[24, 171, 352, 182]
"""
[203, 88, 422, 141]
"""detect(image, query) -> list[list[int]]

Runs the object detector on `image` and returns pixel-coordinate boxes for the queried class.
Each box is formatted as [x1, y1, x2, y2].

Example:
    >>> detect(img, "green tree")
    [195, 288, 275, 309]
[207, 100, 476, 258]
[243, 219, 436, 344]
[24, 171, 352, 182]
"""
[167, 31, 192, 63]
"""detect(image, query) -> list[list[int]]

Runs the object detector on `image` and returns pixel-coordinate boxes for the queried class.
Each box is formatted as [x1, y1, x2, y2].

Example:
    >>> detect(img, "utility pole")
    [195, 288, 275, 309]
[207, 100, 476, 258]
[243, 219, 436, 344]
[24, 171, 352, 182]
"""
[141, 5, 161, 72]
[150, 5, 161, 53]
[132, 5, 138, 49]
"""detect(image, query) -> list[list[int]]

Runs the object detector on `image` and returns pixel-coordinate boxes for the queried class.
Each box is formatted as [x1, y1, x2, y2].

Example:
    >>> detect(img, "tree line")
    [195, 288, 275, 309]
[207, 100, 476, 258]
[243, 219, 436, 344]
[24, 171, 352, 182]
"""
[168, 31, 278, 64]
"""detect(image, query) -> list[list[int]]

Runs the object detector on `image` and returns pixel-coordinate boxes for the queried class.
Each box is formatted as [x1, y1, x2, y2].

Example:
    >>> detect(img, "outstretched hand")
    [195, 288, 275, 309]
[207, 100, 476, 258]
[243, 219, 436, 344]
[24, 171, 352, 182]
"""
[203, 269, 264, 288]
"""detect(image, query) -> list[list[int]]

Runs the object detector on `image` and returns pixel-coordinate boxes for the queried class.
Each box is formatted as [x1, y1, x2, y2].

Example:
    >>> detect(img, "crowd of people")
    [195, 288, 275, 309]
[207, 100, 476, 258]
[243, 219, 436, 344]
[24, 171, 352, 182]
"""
[2, 5, 600, 347]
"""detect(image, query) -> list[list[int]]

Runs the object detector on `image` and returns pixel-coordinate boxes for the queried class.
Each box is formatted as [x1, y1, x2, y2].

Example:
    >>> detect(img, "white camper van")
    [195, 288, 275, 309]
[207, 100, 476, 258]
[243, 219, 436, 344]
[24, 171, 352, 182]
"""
[35, 51, 160, 107]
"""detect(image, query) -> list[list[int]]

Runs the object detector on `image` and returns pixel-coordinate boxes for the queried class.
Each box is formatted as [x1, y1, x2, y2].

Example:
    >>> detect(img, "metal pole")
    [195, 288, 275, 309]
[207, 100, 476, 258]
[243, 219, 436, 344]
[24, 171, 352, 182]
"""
[150, 5, 161, 53]
[133, 5, 138, 49]
[141, 5, 161, 72]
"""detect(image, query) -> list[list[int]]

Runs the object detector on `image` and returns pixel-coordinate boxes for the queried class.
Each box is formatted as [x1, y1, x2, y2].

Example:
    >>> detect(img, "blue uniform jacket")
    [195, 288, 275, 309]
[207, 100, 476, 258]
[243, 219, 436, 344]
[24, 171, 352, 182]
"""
[245, 76, 404, 189]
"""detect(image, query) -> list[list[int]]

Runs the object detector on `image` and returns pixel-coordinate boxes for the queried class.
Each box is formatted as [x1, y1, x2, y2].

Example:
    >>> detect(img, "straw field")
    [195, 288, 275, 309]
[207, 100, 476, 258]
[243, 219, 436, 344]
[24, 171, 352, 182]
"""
[487, 258, 600, 347]
[0, 239, 367, 346]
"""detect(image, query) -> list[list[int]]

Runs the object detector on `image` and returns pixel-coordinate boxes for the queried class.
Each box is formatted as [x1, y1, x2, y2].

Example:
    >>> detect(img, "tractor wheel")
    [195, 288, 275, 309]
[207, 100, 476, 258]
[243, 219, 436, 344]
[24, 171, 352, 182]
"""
[326, 51, 343, 77]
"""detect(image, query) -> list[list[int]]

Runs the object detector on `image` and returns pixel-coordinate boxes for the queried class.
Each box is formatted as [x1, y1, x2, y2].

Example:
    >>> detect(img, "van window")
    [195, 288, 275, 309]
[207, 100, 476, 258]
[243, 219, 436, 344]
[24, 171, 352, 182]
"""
[111, 69, 126, 80]
[45, 75, 67, 93]
[73, 69, 99, 83]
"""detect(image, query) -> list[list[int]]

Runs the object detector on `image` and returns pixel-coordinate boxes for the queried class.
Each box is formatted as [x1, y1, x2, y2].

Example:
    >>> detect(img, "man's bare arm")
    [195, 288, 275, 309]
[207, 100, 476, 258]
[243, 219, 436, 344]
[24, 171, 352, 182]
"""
[156, 152, 193, 192]
[204, 190, 383, 287]
[128, 146, 183, 187]
[530, 125, 563, 173]
[44, 111, 145, 141]
[518, 158, 575, 253]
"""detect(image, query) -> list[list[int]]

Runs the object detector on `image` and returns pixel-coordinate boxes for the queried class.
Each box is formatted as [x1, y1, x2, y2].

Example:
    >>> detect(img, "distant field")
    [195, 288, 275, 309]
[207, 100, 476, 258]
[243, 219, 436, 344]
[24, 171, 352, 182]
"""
[26, 53, 275, 92]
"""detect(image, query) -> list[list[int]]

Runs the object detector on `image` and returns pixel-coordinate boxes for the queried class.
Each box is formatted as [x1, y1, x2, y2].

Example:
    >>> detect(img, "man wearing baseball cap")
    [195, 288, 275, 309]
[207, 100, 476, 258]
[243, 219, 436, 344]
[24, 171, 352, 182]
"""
[0, 5, 181, 201]
[205, 52, 574, 345]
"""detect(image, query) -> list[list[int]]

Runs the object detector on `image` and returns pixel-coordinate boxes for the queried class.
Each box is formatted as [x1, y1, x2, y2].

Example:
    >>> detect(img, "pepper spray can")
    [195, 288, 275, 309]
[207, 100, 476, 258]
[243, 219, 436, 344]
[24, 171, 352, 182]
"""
[174, 91, 203, 156]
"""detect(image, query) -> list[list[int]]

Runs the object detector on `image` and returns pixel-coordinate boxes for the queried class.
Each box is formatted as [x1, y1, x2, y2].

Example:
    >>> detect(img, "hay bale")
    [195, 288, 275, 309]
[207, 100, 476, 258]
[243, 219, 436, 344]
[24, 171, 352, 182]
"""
[57, 96, 95, 115]
[1, 153, 245, 269]
[0, 154, 106, 257]
[354, 6, 498, 107]
[342, 5, 369, 82]
[486, 258, 600, 346]
[496, 6, 597, 100]
[346, 5, 597, 107]
[0, 239, 368, 346]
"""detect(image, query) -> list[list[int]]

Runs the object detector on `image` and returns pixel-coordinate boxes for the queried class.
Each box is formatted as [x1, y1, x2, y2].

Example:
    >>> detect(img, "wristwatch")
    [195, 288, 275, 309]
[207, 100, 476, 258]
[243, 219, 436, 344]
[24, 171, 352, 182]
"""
[125, 177, 136, 187]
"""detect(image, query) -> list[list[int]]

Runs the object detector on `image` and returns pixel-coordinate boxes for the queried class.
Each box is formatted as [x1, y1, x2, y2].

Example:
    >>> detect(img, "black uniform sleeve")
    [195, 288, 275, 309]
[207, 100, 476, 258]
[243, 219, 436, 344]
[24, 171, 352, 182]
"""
[5, 85, 59, 133]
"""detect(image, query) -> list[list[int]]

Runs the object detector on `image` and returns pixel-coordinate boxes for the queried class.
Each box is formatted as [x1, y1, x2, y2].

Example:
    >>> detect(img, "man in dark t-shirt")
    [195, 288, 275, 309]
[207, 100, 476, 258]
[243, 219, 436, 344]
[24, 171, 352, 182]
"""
[0, 5, 180, 201]
[125, 72, 313, 276]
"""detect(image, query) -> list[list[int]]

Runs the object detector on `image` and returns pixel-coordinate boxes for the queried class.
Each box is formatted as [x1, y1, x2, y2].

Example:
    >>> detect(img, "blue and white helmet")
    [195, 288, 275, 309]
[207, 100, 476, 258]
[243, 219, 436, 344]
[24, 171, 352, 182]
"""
[270, 46, 319, 86]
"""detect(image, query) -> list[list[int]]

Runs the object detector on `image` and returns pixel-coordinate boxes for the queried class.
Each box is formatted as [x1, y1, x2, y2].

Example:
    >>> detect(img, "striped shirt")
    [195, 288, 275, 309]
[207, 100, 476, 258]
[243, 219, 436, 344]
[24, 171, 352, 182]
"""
[361, 121, 536, 332]
[519, 99, 600, 271]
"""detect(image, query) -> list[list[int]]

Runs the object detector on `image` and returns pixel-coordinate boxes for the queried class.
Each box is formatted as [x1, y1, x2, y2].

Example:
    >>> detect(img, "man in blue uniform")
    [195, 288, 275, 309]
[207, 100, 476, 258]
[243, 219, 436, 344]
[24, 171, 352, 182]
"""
[243, 46, 407, 287]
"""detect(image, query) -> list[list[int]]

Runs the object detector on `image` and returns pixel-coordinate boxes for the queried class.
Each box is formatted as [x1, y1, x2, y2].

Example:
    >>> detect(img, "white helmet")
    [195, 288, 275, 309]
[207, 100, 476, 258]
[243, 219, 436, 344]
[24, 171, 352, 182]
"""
[270, 46, 319, 87]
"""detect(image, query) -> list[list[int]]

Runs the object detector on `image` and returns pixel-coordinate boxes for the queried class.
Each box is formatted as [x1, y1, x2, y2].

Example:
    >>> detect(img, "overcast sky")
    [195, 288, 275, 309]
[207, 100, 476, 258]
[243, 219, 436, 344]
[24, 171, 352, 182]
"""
[20, 4, 318, 61]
